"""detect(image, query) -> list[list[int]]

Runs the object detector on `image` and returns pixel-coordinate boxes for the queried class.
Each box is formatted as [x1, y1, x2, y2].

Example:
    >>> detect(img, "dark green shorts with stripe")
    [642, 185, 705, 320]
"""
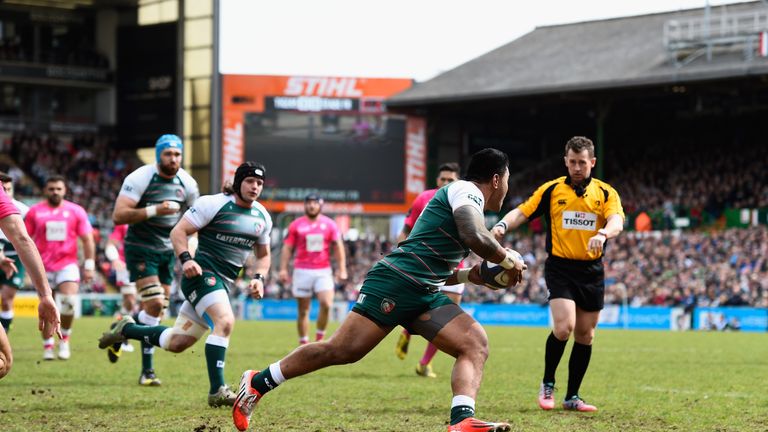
[0, 255, 25, 288]
[125, 244, 175, 285]
[352, 263, 454, 332]
[180, 271, 227, 309]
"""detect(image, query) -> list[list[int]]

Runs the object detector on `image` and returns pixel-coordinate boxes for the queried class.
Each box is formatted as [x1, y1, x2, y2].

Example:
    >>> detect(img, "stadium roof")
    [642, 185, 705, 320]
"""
[389, 1, 768, 107]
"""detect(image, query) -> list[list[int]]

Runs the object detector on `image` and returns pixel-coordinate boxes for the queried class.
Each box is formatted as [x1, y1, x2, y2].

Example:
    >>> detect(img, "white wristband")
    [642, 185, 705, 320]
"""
[499, 249, 520, 270]
[145, 205, 157, 218]
[84, 259, 96, 271]
[105, 244, 119, 262]
[494, 221, 508, 232]
[456, 268, 471, 284]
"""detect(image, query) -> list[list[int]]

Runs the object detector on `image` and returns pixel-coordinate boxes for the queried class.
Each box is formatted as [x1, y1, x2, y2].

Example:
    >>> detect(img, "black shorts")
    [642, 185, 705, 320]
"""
[544, 255, 605, 312]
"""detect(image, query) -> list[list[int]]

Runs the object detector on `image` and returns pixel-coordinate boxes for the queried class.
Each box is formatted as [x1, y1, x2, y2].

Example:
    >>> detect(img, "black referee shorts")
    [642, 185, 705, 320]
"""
[544, 255, 605, 312]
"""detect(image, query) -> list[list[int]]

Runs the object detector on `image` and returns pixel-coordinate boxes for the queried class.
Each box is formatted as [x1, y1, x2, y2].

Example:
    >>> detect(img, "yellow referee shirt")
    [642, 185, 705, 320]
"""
[518, 176, 624, 261]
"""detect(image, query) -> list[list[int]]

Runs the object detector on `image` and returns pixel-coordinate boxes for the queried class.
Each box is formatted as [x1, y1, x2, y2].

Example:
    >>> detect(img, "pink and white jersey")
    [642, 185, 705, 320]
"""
[403, 187, 465, 270]
[404, 188, 438, 230]
[284, 214, 340, 270]
[109, 224, 128, 262]
[25, 200, 92, 271]
[0, 188, 20, 219]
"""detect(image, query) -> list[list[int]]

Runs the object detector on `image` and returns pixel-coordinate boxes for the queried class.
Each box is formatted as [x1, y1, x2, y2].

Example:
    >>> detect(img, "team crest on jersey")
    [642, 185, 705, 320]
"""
[254, 221, 265, 233]
[137, 262, 146, 272]
[205, 276, 216, 286]
[175, 189, 184, 199]
[380, 298, 396, 314]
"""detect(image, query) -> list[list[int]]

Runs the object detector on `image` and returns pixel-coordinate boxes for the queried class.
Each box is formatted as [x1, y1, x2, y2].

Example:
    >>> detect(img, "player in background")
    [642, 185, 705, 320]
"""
[279, 194, 347, 345]
[24, 175, 94, 360]
[492, 136, 624, 412]
[395, 162, 461, 378]
[112, 134, 199, 385]
[100, 162, 272, 407]
[233, 148, 526, 432]
[0, 172, 30, 333]
[104, 223, 136, 359]
[0, 182, 61, 379]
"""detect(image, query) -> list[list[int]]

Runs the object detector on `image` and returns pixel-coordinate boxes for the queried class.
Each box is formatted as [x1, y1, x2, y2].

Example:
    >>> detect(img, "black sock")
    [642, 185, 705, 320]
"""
[251, 368, 279, 395]
[543, 332, 567, 384]
[0, 317, 11, 332]
[450, 405, 475, 425]
[566, 342, 592, 400]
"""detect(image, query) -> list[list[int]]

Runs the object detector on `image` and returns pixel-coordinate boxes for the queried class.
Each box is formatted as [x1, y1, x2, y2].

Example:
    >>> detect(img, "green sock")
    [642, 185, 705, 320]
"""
[450, 405, 475, 425]
[0, 317, 11, 332]
[250, 369, 279, 395]
[122, 323, 168, 347]
[205, 340, 227, 394]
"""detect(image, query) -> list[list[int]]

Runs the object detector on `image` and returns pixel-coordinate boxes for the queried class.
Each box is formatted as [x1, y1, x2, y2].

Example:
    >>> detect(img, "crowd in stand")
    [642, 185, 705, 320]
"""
[254, 226, 767, 308]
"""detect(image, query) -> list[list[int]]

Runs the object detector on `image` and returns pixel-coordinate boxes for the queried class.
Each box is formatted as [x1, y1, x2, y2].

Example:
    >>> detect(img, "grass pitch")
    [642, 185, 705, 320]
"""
[0, 316, 765, 431]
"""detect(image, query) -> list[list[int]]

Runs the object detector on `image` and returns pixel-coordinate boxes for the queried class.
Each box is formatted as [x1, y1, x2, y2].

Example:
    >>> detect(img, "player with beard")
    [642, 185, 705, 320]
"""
[100, 162, 272, 407]
[279, 193, 347, 345]
[24, 175, 95, 360]
[110, 134, 199, 386]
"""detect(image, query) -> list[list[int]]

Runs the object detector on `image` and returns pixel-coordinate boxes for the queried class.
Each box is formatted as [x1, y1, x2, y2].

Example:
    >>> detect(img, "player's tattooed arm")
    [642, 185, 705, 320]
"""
[453, 205, 506, 263]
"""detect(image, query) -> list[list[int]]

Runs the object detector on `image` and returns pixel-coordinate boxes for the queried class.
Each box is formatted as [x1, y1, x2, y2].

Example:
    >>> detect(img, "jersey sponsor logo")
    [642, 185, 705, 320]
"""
[123, 185, 133, 192]
[380, 298, 396, 314]
[189, 291, 197, 302]
[205, 276, 216, 286]
[254, 221, 265, 233]
[562, 211, 598, 230]
[558, 199, 567, 206]
[356, 293, 366, 304]
[215, 233, 255, 248]
[216, 360, 225, 368]
[467, 194, 482, 207]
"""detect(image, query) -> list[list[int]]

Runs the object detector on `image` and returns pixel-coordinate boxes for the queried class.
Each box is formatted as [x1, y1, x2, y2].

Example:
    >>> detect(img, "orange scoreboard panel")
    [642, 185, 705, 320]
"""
[222, 75, 423, 214]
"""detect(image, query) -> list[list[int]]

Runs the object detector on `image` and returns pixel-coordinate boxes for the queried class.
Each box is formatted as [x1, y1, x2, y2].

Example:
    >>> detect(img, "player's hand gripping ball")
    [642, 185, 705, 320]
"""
[479, 249, 524, 290]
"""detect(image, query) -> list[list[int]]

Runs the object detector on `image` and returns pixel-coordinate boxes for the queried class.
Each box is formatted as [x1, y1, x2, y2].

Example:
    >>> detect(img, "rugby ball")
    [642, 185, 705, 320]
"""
[479, 250, 523, 290]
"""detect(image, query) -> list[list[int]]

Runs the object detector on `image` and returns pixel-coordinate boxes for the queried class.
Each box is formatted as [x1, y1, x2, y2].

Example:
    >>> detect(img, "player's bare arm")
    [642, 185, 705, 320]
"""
[454, 205, 526, 283]
[113, 195, 180, 225]
[332, 238, 348, 280]
[80, 231, 96, 282]
[249, 244, 271, 299]
[170, 218, 202, 279]
[491, 208, 529, 241]
[278, 242, 294, 284]
[0, 214, 60, 339]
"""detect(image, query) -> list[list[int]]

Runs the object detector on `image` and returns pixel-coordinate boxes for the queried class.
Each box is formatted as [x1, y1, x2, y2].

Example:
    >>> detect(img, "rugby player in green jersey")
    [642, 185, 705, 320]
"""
[100, 162, 272, 407]
[110, 134, 199, 385]
[233, 148, 526, 432]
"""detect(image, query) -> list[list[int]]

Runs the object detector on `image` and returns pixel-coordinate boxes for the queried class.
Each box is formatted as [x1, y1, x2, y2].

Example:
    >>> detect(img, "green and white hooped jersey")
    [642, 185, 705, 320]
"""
[0, 198, 30, 256]
[120, 164, 199, 251]
[382, 180, 484, 290]
[183, 193, 272, 283]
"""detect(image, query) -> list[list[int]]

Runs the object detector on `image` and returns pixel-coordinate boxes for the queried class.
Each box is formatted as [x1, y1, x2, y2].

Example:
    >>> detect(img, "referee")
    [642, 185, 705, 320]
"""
[492, 136, 624, 412]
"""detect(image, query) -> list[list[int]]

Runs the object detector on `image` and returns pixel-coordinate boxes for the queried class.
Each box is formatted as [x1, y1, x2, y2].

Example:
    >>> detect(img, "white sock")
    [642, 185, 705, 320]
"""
[138, 310, 161, 326]
[269, 361, 286, 385]
[158, 328, 173, 350]
[451, 395, 475, 410]
[206, 334, 230, 348]
[0, 310, 13, 319]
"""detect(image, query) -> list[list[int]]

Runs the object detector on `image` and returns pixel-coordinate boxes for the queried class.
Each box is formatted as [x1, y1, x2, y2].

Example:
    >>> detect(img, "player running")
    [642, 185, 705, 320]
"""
[233, 148, 526, 432]
[110, 134, 199, 385]
[104, 223, 136, 359]
[24, 175, 95, 360]
[278, 193, 347, 345]
[99, 162, 272, 407]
